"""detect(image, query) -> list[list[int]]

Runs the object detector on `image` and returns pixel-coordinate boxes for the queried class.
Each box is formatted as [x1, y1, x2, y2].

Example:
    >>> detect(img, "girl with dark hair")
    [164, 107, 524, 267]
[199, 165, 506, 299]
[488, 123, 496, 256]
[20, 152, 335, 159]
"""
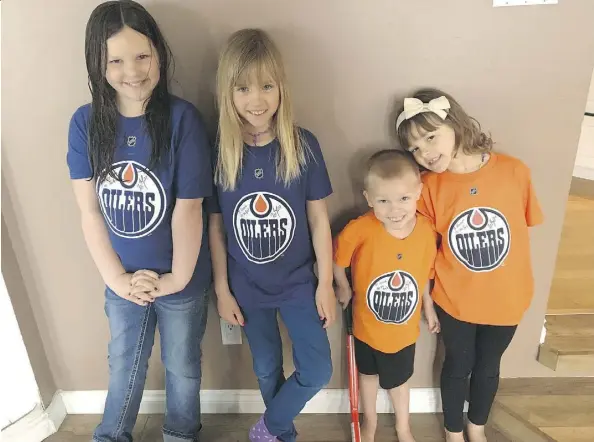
[66, 2, 212, 441]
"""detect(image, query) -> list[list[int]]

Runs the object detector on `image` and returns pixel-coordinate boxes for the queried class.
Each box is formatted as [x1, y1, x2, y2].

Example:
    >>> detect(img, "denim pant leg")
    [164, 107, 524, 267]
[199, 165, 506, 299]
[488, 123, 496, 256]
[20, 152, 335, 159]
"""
[242, 307, 297, 440]
[265, 297, 333, 442]
[93, 290, 157, 442]
[156, 290, 209, 442]
[242, 307, 286, 406]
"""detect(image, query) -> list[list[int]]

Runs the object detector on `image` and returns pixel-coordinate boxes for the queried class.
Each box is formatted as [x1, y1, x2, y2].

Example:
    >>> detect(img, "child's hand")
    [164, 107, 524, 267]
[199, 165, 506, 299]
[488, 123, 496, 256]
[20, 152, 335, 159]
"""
[110, 272, 154, 306]
[110, 272, 139, 303]
[216, 289, 245, 326]
[423, 302, 441, 334]
[336, 285, 352, 310]
[316, 283, 337, 329]
[130, 270, 160, 302]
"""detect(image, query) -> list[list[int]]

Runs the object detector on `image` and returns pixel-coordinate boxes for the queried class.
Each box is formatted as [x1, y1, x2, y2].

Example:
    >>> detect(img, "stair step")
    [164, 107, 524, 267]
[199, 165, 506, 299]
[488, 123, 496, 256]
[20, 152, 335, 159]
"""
[544, 336, 594, 354]
[499, 377, 594, 396]
[490, 400, 556, 442]
[538, 337, 594, 372]
[496, 394, 594, 429]
[545, 314, 594, 336]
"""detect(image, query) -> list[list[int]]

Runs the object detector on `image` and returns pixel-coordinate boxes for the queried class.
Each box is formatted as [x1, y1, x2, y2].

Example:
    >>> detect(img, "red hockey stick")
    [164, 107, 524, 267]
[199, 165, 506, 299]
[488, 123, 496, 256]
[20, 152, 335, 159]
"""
[345, 301, 362, 442]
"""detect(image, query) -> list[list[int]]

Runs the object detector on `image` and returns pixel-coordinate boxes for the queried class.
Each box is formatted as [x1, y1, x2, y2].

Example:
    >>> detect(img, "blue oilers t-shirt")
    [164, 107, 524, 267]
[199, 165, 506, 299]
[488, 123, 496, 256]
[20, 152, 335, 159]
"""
[209, 129, 332, 308]
[66, 97, 213, 298]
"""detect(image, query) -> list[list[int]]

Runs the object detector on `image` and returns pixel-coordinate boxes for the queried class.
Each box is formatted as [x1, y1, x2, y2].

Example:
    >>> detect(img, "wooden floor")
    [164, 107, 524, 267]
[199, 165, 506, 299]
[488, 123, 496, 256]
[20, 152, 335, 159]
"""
[44, 413, 509, 442]
[547, 189, 594, 314]
[495, 378, 594, 442]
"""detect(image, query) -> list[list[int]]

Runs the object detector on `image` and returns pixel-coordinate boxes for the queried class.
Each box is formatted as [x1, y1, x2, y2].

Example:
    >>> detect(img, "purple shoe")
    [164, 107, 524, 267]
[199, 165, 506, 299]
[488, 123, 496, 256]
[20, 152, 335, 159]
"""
[249, 416, 279, 441]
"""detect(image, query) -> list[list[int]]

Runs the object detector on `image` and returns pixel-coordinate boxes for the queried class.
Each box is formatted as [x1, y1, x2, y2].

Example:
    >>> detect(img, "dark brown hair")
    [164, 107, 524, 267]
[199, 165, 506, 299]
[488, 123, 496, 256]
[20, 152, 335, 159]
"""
[85, 0, 173, 182]
[364, 149, 420, 189]
[396, 88, 493, 156]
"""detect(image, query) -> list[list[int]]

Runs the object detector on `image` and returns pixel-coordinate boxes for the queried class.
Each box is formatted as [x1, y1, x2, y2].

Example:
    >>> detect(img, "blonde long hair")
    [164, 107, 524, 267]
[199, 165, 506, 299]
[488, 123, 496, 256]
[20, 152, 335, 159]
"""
[215, 28, 307, 191]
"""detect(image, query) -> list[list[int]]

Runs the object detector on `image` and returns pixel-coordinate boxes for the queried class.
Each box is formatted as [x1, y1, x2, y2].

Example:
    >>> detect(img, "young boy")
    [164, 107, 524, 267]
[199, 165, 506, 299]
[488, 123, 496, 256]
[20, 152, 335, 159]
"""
[333, 150, 439, 442]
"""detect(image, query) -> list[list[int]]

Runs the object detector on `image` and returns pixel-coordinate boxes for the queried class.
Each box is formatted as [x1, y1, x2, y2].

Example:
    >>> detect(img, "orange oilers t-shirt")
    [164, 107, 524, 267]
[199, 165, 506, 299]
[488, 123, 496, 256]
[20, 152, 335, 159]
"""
[333, 212, 437, 354]
[418, 152, 544, 326]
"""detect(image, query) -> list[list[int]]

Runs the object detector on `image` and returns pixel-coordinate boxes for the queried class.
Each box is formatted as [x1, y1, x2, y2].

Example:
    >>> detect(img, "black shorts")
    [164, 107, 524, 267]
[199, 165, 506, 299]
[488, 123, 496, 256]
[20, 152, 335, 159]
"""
[354, 338, 415, 390]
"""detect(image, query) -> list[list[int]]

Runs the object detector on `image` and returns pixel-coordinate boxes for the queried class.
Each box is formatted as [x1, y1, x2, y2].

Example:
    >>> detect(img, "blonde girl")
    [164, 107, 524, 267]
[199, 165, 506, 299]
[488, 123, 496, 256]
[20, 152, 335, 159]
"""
[208, 29, 336, 442]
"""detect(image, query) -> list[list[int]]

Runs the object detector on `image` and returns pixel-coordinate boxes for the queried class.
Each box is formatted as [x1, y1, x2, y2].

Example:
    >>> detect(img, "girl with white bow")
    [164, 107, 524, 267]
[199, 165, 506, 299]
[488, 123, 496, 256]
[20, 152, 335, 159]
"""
[396, 89, 544, 442]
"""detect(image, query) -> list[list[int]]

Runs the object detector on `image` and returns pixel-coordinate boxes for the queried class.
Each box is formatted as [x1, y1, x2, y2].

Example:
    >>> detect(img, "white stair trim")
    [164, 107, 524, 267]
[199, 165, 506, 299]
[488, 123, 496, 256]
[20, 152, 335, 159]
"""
[573, 165, 594, 181]
[1, 393, 67, 442]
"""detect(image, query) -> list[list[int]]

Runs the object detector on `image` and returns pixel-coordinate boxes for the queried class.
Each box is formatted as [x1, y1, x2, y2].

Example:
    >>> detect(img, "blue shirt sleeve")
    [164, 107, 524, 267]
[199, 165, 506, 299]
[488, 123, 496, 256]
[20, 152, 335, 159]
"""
[303, 130, 332, 201]
[66, 106, 93, 180]
[173, 105, 213, 199]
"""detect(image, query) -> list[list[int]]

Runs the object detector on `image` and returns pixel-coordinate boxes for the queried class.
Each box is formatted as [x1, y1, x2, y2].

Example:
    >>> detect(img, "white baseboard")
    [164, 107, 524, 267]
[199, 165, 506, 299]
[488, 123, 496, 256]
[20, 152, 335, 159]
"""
[1, 393, 67, 442]
[61, 388, 442, 415]
[573, 165, 594, 180]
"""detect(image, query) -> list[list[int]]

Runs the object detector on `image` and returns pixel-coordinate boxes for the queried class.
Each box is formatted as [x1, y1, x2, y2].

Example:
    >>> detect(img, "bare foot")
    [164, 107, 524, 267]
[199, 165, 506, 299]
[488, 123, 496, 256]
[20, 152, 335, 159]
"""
[445, 429, 465, 442]
[396, 426, 416, 442]
[467, 422, 488, 442]
[361, 422, 376, 442]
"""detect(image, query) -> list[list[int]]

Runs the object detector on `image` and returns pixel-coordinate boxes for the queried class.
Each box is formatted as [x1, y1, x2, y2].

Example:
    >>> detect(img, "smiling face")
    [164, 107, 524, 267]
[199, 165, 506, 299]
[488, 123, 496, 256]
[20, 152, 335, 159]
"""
[105, 26, 160, 114]
[364, 170, 422, 232]
[232, 68, 280, 133]
[405, 121, 457, 173]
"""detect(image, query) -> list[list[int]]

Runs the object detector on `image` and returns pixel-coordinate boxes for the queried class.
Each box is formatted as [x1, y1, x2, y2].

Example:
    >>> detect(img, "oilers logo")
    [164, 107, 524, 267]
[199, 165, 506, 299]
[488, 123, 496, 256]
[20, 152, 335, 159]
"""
[448, 207, 511, 272]
[97, 161, 166, 239]
[233, 192, 296, 264]
[366, 271, 419, 324]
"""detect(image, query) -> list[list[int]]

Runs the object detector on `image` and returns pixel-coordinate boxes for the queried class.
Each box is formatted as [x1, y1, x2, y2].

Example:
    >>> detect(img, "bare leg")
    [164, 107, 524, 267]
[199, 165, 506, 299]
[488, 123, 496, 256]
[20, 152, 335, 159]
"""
[359, 374, 379, 442]
[387, 382, 415, 442]
[445, 429, 466, 442]
[467, 420, 488, 442]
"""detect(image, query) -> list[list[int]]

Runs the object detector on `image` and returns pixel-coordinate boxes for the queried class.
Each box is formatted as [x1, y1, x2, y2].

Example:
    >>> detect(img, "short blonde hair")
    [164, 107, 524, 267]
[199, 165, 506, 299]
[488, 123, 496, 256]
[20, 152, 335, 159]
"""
[364, 149, 420, 189]
[396, 88, 493, 156]
[215, 28, 307, 190]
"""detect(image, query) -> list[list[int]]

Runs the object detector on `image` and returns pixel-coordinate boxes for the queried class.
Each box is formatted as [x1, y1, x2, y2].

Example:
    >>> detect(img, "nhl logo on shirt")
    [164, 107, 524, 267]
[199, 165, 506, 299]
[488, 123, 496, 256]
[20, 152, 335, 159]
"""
[448, 207, 511, 272]
[96, 161, 167, 239]
[233, 192, 296, 264]
[127, 136, 136, 147]
[366, 270, 419, 324]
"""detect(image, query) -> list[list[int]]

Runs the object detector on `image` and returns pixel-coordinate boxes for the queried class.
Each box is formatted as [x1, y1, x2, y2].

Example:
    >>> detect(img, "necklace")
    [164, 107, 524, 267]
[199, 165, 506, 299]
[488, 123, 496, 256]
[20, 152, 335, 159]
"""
[246, 128, 271, 146]
[465, 152, 488, 172]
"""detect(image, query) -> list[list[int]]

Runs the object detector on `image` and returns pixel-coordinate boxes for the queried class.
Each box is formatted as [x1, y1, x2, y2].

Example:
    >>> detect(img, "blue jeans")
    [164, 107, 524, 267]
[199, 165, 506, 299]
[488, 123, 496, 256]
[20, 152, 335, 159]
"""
[93, 288, 209, 442]
[242, 295, 333, 442]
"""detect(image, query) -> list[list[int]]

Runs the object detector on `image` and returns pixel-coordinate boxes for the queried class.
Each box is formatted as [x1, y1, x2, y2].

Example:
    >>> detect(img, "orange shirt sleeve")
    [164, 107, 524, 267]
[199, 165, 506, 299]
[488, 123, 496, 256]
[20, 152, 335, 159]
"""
[418, 175, 437, 223]
[524, 170, 544, 227]
[333, 217, 365, 268]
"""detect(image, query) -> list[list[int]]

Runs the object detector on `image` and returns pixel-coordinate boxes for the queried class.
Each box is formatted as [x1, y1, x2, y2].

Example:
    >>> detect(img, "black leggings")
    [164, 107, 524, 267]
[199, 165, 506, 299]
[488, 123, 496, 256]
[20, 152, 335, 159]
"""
[436, 305, 517, 433]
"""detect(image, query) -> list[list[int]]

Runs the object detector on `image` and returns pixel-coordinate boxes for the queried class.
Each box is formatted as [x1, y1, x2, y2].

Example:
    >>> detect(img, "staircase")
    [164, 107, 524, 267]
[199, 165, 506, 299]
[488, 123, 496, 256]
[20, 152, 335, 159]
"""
[538, 180, 594, 373]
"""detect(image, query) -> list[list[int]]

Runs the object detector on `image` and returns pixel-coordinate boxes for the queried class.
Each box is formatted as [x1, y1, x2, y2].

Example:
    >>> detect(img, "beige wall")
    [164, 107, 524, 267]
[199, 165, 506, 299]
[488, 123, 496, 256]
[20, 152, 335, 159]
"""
[3, 0, 594, 392]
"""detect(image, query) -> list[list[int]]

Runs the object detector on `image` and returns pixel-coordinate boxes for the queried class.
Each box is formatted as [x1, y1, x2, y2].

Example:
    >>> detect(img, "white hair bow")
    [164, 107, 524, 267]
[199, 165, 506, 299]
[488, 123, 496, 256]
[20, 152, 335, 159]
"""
[395, 96, 451, 130]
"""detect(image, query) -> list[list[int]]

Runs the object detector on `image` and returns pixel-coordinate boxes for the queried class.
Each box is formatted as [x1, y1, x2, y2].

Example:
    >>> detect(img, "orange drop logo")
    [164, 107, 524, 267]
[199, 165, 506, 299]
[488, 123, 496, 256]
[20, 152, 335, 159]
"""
[123, 163, 135, 184]
[254, 194, 269, 215]
[390, 271, 402, 289]
[471, 209, 485, 227]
